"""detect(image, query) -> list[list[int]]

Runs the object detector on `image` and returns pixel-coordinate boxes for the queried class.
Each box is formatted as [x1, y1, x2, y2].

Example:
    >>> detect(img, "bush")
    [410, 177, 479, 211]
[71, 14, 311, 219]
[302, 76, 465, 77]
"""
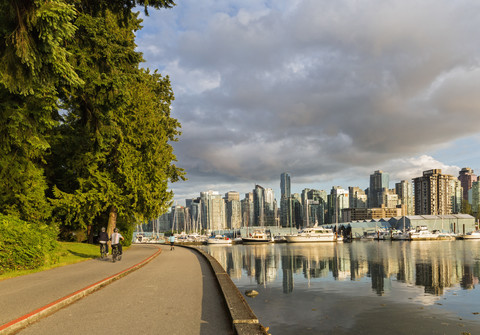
[0, 214, 58, 274]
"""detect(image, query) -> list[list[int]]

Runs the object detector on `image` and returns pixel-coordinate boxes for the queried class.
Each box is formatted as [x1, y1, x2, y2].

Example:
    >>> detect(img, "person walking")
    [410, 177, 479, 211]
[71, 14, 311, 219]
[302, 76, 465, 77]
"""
[169, 235, 175, 250]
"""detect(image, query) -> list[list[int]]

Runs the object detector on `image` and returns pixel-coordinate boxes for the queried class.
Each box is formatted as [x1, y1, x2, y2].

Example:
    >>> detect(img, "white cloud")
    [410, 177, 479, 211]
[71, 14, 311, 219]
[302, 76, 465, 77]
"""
[136, 0, 480, 201]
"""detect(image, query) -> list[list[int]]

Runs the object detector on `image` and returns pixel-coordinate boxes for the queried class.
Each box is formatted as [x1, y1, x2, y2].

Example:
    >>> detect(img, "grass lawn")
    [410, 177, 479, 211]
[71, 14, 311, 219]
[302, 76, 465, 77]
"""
[0, 242, 101, 281]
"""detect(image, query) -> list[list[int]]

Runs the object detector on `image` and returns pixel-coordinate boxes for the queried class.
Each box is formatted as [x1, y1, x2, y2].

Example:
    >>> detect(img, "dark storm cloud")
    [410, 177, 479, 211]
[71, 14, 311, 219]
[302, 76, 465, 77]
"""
[137, 0, 480, 199]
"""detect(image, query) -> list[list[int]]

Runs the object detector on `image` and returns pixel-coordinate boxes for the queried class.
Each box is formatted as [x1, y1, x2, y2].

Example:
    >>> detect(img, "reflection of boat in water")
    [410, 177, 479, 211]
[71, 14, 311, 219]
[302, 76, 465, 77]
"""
[459, 230, 480, 240]
[242, 229, 273, 244]
[285, 227, 336, 243]
[207, 235, 232, 245]
[410, 226, 440, 240]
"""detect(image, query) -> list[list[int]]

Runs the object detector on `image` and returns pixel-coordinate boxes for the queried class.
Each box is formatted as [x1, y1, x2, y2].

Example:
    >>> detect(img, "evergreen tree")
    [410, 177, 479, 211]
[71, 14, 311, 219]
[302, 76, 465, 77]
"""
[49, 1, 184, 239]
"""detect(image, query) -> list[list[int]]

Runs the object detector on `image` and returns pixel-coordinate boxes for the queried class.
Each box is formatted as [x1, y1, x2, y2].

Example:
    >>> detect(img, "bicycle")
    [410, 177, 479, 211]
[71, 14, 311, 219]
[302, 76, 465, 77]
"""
[100, 242, 108, 259]
[112, 244, 122, 262]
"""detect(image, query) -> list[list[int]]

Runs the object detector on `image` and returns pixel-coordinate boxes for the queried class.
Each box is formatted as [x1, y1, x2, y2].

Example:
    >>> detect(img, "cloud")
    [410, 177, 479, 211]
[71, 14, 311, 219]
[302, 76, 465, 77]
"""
[136, 0, 480, 201]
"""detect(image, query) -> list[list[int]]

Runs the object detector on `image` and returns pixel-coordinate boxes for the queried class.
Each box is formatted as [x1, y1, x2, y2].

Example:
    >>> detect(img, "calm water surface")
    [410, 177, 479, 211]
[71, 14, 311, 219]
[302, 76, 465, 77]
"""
[200, 241, 480, 334]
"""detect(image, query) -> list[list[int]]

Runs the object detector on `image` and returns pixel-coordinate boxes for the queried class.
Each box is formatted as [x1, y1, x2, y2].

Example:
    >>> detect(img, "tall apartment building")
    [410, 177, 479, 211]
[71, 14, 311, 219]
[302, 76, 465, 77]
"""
[369, 170, 389, 208]
[241, 192, 254, 227]
[327, 186, 349, 223]
[348, 187, 367, 209]
[200, 190, 226, 231]
[264, 187, 277, 226]
[395, 180, 414, 215]
[449, 177, 463, 214]
[471, 181, 480, 215]
[458, 167, 477, 201]
[280, 172, 292, 228]
[186, 198, 202, 232]
[253, 185, 265, 226]
[302, 189, 327, 227]
[413, 169, 454, 215]
[225, 191, 242, 229]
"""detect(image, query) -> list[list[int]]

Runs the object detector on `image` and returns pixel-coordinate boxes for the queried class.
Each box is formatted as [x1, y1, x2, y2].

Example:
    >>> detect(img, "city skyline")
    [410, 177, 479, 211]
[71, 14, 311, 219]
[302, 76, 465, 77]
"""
[170, 166, 471, 206]
[136, 1, 480, 205]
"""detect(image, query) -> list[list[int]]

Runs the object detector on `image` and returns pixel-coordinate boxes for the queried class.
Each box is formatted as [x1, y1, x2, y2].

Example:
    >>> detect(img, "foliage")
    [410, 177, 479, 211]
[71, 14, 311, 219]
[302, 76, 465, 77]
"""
[49, 5, 185, 236]
[0, 214, 58, 274]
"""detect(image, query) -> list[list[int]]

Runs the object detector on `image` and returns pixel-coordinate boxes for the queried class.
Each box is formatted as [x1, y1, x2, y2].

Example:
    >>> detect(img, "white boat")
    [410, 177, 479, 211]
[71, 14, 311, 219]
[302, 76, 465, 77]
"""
[391, 229, 414, 241]
[242, 229, 273, 244]
[274, 235, 287, 243]
[409, 226, 440, 240]
[285, 227, 336, 243]
[207, 235, 232, 245]
[460, 230, 480, 240]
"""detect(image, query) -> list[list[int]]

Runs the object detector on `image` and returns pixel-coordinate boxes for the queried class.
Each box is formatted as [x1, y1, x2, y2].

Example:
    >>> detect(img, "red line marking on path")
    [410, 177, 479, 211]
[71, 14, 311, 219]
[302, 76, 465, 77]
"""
[0, 246, 162, 333]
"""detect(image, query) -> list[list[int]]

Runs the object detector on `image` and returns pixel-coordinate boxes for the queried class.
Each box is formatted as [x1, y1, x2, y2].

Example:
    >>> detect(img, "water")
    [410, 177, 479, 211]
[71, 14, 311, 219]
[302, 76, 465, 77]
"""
[200, 241, 480, 334]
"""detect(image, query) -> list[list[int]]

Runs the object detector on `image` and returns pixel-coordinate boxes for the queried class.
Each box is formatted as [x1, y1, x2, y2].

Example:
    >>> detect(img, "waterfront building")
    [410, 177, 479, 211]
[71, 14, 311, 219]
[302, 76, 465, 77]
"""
[348, 187, 367, 209]
[302, 189, 327, 227]
[470, 181, 480, 216]
[413, 169, 454, 215]
[381, 189, 399, 209]
[369, 170, 389, 208]
[241, 192, 254, 228]
[280, 172, 293, 228]
[186, 198, 202, 233]
[395, 180, 414, 215]
[264, 187, 277, 226]
[343, 206, 402, 222]
[327, 187, 349, 223]
[225, 191, 242, 229]
[253, 185, 265, 226]
[449, 177, 462, 214]
[458, 167, 477, 201]
[292, 193, 303, 228]
[201, 190, 226, 231]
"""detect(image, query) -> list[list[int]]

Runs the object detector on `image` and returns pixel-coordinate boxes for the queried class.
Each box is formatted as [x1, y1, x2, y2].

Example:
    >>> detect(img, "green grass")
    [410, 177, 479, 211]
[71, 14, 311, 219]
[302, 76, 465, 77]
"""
[0, 242, 101, 281]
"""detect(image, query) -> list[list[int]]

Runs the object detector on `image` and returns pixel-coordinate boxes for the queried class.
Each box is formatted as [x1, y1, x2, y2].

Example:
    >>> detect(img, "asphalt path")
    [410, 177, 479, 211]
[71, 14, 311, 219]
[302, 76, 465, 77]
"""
[0, 244, 159, 327]
[9, 244, 233, 335]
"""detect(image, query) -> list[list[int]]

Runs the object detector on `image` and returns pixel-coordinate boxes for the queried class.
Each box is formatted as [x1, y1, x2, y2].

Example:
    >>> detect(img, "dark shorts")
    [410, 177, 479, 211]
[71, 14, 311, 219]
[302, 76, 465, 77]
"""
[170, 242, 174, 246]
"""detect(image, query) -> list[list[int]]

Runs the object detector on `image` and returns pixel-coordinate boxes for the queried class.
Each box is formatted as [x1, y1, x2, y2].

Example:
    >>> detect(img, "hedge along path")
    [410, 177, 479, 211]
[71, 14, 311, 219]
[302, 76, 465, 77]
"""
[0, 214, 58, 274]
[0, 246, 161, 335]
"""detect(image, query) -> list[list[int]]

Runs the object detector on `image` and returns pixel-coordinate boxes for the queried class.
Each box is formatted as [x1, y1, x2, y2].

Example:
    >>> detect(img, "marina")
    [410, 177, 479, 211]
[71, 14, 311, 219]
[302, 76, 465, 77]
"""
[200, 240, 480, 334]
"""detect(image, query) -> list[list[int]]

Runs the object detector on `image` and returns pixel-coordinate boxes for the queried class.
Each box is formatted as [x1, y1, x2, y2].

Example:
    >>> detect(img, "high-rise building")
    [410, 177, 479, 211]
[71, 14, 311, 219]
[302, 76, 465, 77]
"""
[225, 191, 242, 229]
[302, 189, 327, 227]
[280, 172, 292, 228]
[471, 181, 480, 215]
[328, 187, 349, 223]
[413, 169, 454, 215]
[264, 187, 277, 226]
[253, 185, 265, 226]
[280, 172, 291, 198]
[200, 190, 226, 231]
[348, 187, 367, 209]
[449, 177, 462, 214]
[369, 170, 389, 208]
[241, 192, 254, 227]
[458, 167, 477, 201]
[395, 180, 414, 215]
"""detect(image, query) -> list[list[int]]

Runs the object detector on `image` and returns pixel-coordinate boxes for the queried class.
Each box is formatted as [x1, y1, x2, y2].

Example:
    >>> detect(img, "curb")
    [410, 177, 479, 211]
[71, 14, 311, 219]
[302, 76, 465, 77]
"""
[182, 245, 269, 335]
[0, 247, 162, 335]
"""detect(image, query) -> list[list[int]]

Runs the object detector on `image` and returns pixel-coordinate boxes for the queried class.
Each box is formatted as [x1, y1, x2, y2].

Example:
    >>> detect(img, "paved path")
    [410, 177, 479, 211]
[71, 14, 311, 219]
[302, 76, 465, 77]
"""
[0, 244, 234, 335]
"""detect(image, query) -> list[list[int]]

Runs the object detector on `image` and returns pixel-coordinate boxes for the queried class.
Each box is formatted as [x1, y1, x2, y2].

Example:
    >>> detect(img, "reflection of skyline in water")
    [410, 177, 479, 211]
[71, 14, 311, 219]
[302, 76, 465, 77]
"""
[201, 241, 480, 296]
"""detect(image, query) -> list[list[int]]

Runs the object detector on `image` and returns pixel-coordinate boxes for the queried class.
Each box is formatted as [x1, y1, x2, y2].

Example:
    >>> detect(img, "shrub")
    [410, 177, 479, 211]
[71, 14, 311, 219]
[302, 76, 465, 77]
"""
[0, 214, 58, 274]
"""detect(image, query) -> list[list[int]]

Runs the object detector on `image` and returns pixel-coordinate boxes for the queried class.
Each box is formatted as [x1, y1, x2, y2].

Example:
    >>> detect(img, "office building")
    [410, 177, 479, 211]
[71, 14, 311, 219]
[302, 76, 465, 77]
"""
[458, 167, 477, 201]
[369, 170, 390, 208]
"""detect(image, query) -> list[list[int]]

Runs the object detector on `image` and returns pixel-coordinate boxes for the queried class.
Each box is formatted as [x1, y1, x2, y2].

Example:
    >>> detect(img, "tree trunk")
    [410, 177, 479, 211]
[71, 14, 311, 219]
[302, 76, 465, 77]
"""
[87, 225, 94, 244]
[107, 205, 117, 243]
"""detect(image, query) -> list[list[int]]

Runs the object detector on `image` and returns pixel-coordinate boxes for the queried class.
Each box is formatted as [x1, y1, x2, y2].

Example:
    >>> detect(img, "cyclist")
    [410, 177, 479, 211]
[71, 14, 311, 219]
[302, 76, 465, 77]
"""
[98, 227, 109, 257]
[111, 228, 124, 258]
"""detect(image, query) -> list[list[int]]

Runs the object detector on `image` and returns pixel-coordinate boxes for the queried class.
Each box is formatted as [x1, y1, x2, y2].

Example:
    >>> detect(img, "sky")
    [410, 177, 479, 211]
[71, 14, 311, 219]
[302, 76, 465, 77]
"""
[135, 0, 480, 205]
